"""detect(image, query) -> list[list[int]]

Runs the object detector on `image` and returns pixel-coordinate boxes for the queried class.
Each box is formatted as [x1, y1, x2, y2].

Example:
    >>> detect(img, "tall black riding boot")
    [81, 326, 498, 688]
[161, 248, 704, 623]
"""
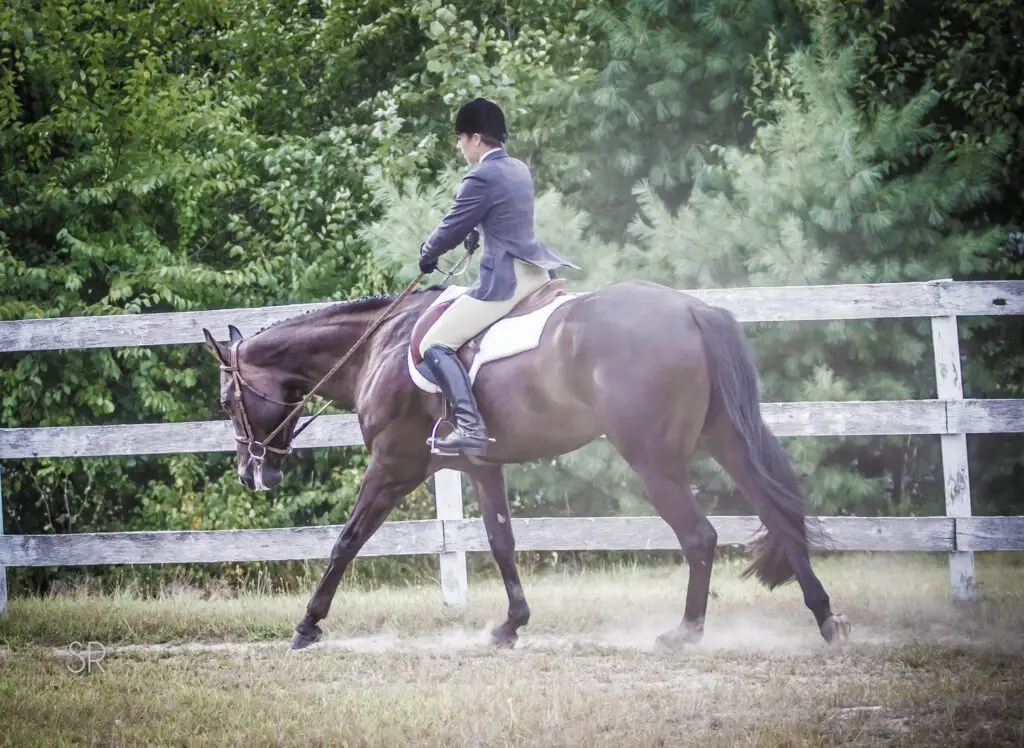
[421, 345, 491, 457]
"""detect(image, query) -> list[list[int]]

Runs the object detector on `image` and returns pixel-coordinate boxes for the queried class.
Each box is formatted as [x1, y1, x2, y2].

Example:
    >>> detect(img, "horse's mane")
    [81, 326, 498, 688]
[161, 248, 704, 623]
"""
[254, 284, 447, 335]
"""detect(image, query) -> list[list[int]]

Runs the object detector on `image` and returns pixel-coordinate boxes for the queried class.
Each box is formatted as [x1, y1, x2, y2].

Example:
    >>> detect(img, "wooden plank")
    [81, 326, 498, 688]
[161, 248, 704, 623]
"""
[0, 414, 364, 459]
[685, 281, 940, 322]
[4, 280, 1023, 353]
[956, 517, 1024, 551]
[0, 520, 443, 567]
[0, 466, 6, 615]
[934, 280, 1024, 318]
[441, 516, 955, 553]
[931, 316, 976, 603]
[2, 397, 1018, 461]
[761, 400, 946, 436]
[947, 399, 1024, 434]
[0, 516, 959, 568]
[688, 279, 1024, 322]
[0, 301, 330, 353]
[0, 400, 969, 460]
[434, 469, 467, 607]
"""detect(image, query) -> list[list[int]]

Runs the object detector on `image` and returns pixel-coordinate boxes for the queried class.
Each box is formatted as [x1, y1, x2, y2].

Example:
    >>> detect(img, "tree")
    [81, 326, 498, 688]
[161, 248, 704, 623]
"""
[525, 0, 809, 241]
[355, 0, 598, 184]
[0, 0, 429, 593]
[585, 25, 1010, 515]
[808, 0, 1024, 515]
[362, 11, 1012, 522]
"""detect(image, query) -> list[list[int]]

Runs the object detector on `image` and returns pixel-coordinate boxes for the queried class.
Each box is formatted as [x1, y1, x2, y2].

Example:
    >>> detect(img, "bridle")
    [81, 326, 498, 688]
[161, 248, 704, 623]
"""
[221, 340, 300, 463]
[220, 246, 474, 482]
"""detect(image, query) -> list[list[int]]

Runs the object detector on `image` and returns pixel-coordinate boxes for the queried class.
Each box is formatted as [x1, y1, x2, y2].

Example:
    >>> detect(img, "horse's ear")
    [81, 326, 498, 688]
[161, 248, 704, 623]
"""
[202, 328, 229, 365]
[228, 325, 243, 343]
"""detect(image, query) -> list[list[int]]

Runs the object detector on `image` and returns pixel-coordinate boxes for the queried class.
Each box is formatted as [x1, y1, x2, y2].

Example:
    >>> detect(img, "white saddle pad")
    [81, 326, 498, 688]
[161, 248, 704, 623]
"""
[407, 285, 584, 393]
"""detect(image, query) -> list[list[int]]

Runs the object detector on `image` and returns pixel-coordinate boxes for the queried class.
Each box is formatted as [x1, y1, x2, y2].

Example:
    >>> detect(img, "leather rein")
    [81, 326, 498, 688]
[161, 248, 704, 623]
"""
[221, 249, 473, 470]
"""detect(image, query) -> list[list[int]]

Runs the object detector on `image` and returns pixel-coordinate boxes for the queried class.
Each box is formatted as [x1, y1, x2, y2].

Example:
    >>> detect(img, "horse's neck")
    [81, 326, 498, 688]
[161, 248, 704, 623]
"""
[246, 290, 439, 406]
[246, 316, 374, 408]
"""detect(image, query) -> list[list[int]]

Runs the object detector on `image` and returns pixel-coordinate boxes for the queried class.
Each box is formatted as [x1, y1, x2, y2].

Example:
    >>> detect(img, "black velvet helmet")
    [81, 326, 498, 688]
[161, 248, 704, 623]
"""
[454, 97, 509, 144]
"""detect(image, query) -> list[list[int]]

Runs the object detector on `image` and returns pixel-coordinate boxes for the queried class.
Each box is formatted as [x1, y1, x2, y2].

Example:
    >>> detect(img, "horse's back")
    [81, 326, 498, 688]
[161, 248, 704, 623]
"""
[559, 280, 710, 349]
[461, 278, 714, 462]
[541, 279, 713, 395]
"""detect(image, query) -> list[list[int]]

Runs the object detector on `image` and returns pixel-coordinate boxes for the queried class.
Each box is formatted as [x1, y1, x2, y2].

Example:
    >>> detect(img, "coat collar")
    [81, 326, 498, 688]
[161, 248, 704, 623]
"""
[480, 147, 507, 162]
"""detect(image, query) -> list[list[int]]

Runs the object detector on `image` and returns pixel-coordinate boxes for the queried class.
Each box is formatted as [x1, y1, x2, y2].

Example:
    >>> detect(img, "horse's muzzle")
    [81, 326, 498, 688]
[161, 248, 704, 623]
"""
[238, 458, 283, 492]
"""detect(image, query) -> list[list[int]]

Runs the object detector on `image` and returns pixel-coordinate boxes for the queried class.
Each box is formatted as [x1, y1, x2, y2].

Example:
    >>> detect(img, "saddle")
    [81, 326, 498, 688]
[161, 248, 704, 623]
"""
[410, 279, 567, 371]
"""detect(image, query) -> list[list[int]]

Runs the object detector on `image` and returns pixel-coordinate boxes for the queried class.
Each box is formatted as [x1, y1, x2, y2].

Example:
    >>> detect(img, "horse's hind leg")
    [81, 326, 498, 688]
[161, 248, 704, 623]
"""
[467, 464, 530, 648]
[604, 432, 717, 649]
[704, 416, 850, 643]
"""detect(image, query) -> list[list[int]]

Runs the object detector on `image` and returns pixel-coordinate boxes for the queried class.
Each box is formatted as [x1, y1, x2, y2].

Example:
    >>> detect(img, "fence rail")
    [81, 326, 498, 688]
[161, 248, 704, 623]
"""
[2, 280, 1022, 354]
[0, 516, 973, 566]
[3, 399, 1024, 459]
[2, 515, 1022, 565]
[2, 279, 1023, 614]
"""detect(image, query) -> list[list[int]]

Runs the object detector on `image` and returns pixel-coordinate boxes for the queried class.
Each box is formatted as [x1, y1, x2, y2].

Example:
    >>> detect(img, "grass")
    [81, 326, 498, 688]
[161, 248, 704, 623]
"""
[2, 552, 1024, 746]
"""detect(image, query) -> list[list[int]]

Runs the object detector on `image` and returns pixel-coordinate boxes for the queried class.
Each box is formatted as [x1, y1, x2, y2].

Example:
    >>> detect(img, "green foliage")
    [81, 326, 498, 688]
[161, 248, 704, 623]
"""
[354, 0, 598, 183]
[801, 0, 1024, 514]
[590, 26, 1007, 513]
[367, 12, 1015, 519]
[528, 0, 809, 239]
[2, 0, 1022, 597]
[0, 0, 414, 592]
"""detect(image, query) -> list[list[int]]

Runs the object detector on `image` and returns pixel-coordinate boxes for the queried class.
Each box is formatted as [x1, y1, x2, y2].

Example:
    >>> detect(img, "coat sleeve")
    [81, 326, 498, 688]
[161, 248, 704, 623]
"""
[420, 170, 491, 264]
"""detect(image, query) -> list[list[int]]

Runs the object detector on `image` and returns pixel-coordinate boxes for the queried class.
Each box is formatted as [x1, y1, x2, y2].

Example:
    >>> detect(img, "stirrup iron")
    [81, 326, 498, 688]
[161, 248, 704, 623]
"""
[426, 407, 494, 456]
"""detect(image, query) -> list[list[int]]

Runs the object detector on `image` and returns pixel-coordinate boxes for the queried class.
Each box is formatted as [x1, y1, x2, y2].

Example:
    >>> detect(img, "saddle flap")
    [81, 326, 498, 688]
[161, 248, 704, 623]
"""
[410, 298, 455, 366]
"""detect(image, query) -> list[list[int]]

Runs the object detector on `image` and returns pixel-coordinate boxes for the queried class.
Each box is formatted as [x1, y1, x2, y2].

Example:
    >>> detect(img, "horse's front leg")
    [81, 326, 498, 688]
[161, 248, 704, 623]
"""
[291, 457, 423, 650]
[468, 464, 530, 648]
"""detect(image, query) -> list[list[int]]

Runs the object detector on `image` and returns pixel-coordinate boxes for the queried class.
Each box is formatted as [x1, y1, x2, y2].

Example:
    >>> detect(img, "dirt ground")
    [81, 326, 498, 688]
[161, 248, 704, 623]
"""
[2, 553, 1023, 746]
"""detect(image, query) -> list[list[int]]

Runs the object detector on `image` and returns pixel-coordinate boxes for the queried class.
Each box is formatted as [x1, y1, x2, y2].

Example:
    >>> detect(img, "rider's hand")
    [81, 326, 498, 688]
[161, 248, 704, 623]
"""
[418, 245, 438, 274]
[464, 229, 480, 254]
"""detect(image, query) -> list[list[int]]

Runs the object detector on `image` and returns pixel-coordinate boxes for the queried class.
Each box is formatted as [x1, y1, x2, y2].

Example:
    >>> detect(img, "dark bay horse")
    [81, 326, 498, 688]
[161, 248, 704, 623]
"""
[202, 279, 851, 651]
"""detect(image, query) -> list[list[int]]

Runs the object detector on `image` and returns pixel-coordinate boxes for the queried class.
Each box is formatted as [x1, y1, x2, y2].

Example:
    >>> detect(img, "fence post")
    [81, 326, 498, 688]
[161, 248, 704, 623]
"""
[931, 315, 976, 604]
[0, 465, 7, 615]
[434, 469, 467, 607]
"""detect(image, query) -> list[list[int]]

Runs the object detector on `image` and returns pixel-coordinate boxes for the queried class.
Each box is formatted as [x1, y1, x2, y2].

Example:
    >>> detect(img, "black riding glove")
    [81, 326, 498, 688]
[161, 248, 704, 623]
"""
[418, 243, 438, 274]
[464, 229, 480, 254]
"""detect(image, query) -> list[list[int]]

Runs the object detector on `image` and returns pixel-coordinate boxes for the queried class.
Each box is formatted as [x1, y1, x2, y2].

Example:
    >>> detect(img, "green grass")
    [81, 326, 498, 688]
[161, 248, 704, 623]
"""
[2, 553, 1024, 746]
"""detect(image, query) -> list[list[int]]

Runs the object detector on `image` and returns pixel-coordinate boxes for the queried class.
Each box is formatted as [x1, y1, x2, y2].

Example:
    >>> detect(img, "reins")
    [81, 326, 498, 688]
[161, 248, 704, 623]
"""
[225, 249, 472, 465]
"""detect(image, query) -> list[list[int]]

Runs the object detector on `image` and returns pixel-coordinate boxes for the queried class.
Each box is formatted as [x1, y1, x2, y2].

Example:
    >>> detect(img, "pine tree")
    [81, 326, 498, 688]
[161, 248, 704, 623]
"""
[810, 0, 1024, 515]
[527, 0, 809, 241]
[583, 26, 1010, 514]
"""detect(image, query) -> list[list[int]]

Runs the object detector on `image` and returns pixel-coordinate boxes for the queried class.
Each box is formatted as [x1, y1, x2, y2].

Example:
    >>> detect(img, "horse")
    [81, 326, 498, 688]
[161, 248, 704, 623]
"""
[202, 276, 851, 651]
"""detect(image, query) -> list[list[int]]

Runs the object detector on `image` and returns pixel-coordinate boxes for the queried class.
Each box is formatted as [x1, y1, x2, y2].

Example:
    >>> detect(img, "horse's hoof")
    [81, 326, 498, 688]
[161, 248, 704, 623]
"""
[820, 614, 851, 644]
[490, 625, 518, 650]
[289, 622, 323, 650]
[655, 624, 702, 652]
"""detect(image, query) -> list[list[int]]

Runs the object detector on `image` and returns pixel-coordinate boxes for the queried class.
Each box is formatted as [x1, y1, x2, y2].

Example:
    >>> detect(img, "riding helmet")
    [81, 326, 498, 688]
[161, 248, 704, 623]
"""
[454, 97, 509, 144]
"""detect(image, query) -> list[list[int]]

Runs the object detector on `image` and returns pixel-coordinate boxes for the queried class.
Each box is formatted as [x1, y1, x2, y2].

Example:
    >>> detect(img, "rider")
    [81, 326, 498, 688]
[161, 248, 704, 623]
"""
[417, 97, 578, 457]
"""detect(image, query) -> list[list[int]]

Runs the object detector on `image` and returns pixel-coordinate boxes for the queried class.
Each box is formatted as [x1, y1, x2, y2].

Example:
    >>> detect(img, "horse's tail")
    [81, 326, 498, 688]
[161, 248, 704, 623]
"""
[689, 302, 823, 589]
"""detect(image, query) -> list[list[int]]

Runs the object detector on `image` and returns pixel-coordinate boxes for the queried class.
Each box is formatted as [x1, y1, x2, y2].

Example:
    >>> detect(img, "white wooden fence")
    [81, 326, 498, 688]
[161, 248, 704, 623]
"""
[1, 278, 1023, 614]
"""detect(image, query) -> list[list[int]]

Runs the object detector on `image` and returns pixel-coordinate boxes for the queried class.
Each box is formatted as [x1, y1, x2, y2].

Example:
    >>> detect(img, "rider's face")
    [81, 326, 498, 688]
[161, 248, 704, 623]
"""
[457, 133, 487, 165]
